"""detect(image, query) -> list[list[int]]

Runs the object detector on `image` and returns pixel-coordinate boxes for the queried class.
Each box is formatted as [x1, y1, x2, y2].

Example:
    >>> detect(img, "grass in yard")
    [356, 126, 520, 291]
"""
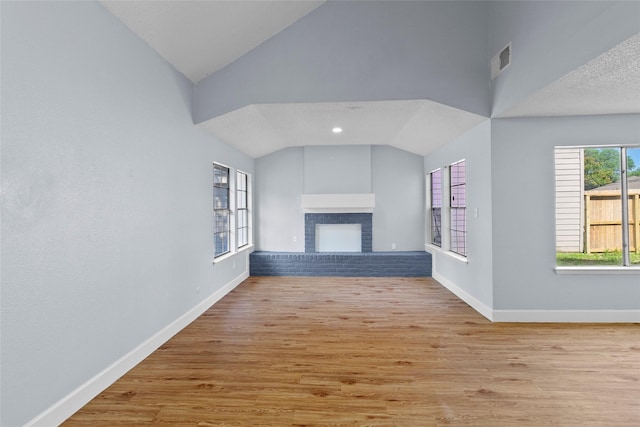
[557, 251, 640, 266]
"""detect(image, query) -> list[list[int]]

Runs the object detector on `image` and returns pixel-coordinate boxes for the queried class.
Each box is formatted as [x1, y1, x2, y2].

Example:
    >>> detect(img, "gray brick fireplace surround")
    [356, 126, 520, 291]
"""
[250, 251, 431, 277]
[250, 212, 431, 277]
[304, 213, 372, 253]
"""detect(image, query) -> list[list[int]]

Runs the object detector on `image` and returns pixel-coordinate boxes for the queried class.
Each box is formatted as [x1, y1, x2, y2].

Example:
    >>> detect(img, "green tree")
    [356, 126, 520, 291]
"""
[584, 148, 637, 190]
[629, 149, 640, 177]
[584, 148, 619, 190]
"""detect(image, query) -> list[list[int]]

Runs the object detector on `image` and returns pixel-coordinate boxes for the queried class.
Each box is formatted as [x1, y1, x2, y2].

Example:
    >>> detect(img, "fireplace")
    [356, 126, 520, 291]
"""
[316, 223, 362, 252]
[305, 213, 372, 253]
[251, 194, 431, 276]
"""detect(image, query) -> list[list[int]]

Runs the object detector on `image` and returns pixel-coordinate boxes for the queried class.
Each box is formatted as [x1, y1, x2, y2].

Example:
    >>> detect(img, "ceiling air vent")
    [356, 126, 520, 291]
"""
[491, 42, 511, 80]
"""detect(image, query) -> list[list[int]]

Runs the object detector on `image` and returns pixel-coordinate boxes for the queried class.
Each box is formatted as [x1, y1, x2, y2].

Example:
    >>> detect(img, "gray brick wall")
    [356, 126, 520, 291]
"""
[250, 251, 431, 277]
[305, 213, 373, 252]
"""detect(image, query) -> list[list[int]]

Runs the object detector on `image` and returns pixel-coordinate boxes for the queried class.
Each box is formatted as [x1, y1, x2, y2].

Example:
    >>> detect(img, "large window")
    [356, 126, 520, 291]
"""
[213, 163, 230, 257]
[430, 169, 442, 246]
[236, 171, 249, 249]
[555, 145, 640, 267]
[450, 160, 467, 256]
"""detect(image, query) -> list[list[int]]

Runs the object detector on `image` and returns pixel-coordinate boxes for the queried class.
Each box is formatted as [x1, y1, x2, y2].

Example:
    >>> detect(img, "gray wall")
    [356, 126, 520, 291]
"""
[304, 145, 372, 194]
[491, 115, 640, 310]
[491, 1, 640, 115]
[255, 148, 305, 252]
[0, 2, 253, 425]
[255, 145, 425, 252]
[195, 0, 491, 122]
[424, 121, 494, 309]
[372, 146, 425, 252]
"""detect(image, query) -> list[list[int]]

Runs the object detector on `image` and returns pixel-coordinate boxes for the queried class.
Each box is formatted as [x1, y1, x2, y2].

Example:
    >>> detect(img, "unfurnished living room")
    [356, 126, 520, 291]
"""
[1, 1, 639, 426]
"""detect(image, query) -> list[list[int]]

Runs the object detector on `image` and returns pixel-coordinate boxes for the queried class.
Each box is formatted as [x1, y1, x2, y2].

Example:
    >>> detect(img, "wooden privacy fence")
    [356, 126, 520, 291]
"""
[584, 190, 640, 253]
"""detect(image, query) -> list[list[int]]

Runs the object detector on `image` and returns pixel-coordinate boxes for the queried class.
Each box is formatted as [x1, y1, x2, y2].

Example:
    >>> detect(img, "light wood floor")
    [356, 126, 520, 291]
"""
[65, 276, 640, 426]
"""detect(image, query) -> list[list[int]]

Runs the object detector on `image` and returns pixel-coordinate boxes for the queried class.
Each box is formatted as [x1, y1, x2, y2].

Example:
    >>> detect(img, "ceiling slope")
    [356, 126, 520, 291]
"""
[100, 0, 324, 83]
[498, 32, 640, 118]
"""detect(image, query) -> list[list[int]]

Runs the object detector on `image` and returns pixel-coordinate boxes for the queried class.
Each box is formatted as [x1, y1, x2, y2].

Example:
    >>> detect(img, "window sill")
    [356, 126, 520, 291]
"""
[555, 266, 640, 275]
[213, 244, 255, 264]
[425, 244, 469, 264]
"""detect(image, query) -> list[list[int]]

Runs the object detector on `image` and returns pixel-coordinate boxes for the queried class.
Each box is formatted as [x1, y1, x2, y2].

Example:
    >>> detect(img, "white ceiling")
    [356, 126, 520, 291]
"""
[101, 0, 324, 83]
[198, 100, 488, 158]
[102, 2, 639, 159]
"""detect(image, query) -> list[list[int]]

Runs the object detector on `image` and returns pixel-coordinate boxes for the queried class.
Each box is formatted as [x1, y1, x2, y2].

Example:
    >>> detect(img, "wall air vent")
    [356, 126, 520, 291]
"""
[491, 42, 511, 80]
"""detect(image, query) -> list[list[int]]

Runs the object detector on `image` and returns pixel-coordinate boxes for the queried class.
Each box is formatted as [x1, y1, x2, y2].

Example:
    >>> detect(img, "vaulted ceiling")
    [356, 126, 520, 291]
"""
[101, 1, 640, 158]
[101, 1, 325, 83]
[499, 32, 640, 118]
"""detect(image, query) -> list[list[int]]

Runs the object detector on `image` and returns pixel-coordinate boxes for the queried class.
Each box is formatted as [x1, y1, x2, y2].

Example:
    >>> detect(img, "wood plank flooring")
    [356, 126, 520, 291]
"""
[64, 276, 640, 426]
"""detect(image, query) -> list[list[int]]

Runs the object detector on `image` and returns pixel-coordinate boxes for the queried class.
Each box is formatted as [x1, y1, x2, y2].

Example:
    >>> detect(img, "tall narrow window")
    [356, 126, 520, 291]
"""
[213, 163, 230, 257]
[236, 171, 249, 249]
[430, 169, 442, 246]
[450, 160, 467, 256]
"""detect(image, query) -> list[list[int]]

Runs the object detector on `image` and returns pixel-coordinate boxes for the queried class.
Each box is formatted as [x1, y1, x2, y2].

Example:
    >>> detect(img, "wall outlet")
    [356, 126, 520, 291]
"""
[292, 236, 298, 242]
[391, 243, 397, 250]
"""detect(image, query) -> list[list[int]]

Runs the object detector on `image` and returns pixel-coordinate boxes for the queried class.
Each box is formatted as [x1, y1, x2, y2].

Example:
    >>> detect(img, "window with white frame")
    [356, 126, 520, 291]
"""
[555, 145, 640, 267]
[236, 171, 249, 249]
[430, 169, 442, 246]
[449, 160, 467, 257]
[213, 163, 230, 257]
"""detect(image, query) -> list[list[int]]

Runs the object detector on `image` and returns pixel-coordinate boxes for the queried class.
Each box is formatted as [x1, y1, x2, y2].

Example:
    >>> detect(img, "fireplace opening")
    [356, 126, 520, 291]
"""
[316, 224, 362, 252]
[305, 213, 372, 253]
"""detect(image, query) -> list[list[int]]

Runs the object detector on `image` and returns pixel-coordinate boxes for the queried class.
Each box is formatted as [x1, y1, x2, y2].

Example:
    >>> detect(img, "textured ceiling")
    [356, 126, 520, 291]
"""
[498, 32, 640, 118]
[198, 100, 488, 159]
[101, 0, 324, 83]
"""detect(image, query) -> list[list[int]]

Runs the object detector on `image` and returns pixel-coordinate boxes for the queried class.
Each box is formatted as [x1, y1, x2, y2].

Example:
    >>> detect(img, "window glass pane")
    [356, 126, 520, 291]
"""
[214, 166, 229, 186]
[450, 208, 466, 256]
[215, 210, 229, 230]
[554, 147, 640, 266]
[214, 163, 230, 257]
[431, 169, 442, 207]
[240, 210, 248, 228]
[451, 208, 466, 227]
[214, 187, 228, 209]
[629, 147, 640, 264]
[450, 161, 465, 186]
[582, 148, 622, 265]
[451, 229, 466, 255]
[431, 207, 441, 246]
[430, 169, 442, 246]
[215, 231, 229, 256]
[239, 228, 248, 248]
[237, 172, 246, 191]
[450, 160, 466, 256]
[451, 184, 466, 207]
[236, 171, 249, 249]
[237, 195, 247, 210]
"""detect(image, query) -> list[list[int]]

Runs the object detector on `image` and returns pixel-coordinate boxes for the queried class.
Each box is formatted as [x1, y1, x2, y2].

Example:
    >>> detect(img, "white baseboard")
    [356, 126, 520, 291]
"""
[25, 270, 249, 427]
[432, 271, 494, 321]
[492, 309, 640, 323]
[432, 272, 640, 323]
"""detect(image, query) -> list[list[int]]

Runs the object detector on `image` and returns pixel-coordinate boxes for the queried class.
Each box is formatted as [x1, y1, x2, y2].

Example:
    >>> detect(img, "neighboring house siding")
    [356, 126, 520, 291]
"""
[555, 148, 583, 252]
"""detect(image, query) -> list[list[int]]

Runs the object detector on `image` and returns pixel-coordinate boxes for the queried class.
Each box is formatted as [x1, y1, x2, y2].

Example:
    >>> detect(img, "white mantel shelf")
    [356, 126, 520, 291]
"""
[301, 193, 375, 213]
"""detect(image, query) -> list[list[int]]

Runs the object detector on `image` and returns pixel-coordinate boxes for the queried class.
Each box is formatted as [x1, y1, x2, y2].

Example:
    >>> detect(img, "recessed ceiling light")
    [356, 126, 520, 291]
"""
[332, 127, 343, 134]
